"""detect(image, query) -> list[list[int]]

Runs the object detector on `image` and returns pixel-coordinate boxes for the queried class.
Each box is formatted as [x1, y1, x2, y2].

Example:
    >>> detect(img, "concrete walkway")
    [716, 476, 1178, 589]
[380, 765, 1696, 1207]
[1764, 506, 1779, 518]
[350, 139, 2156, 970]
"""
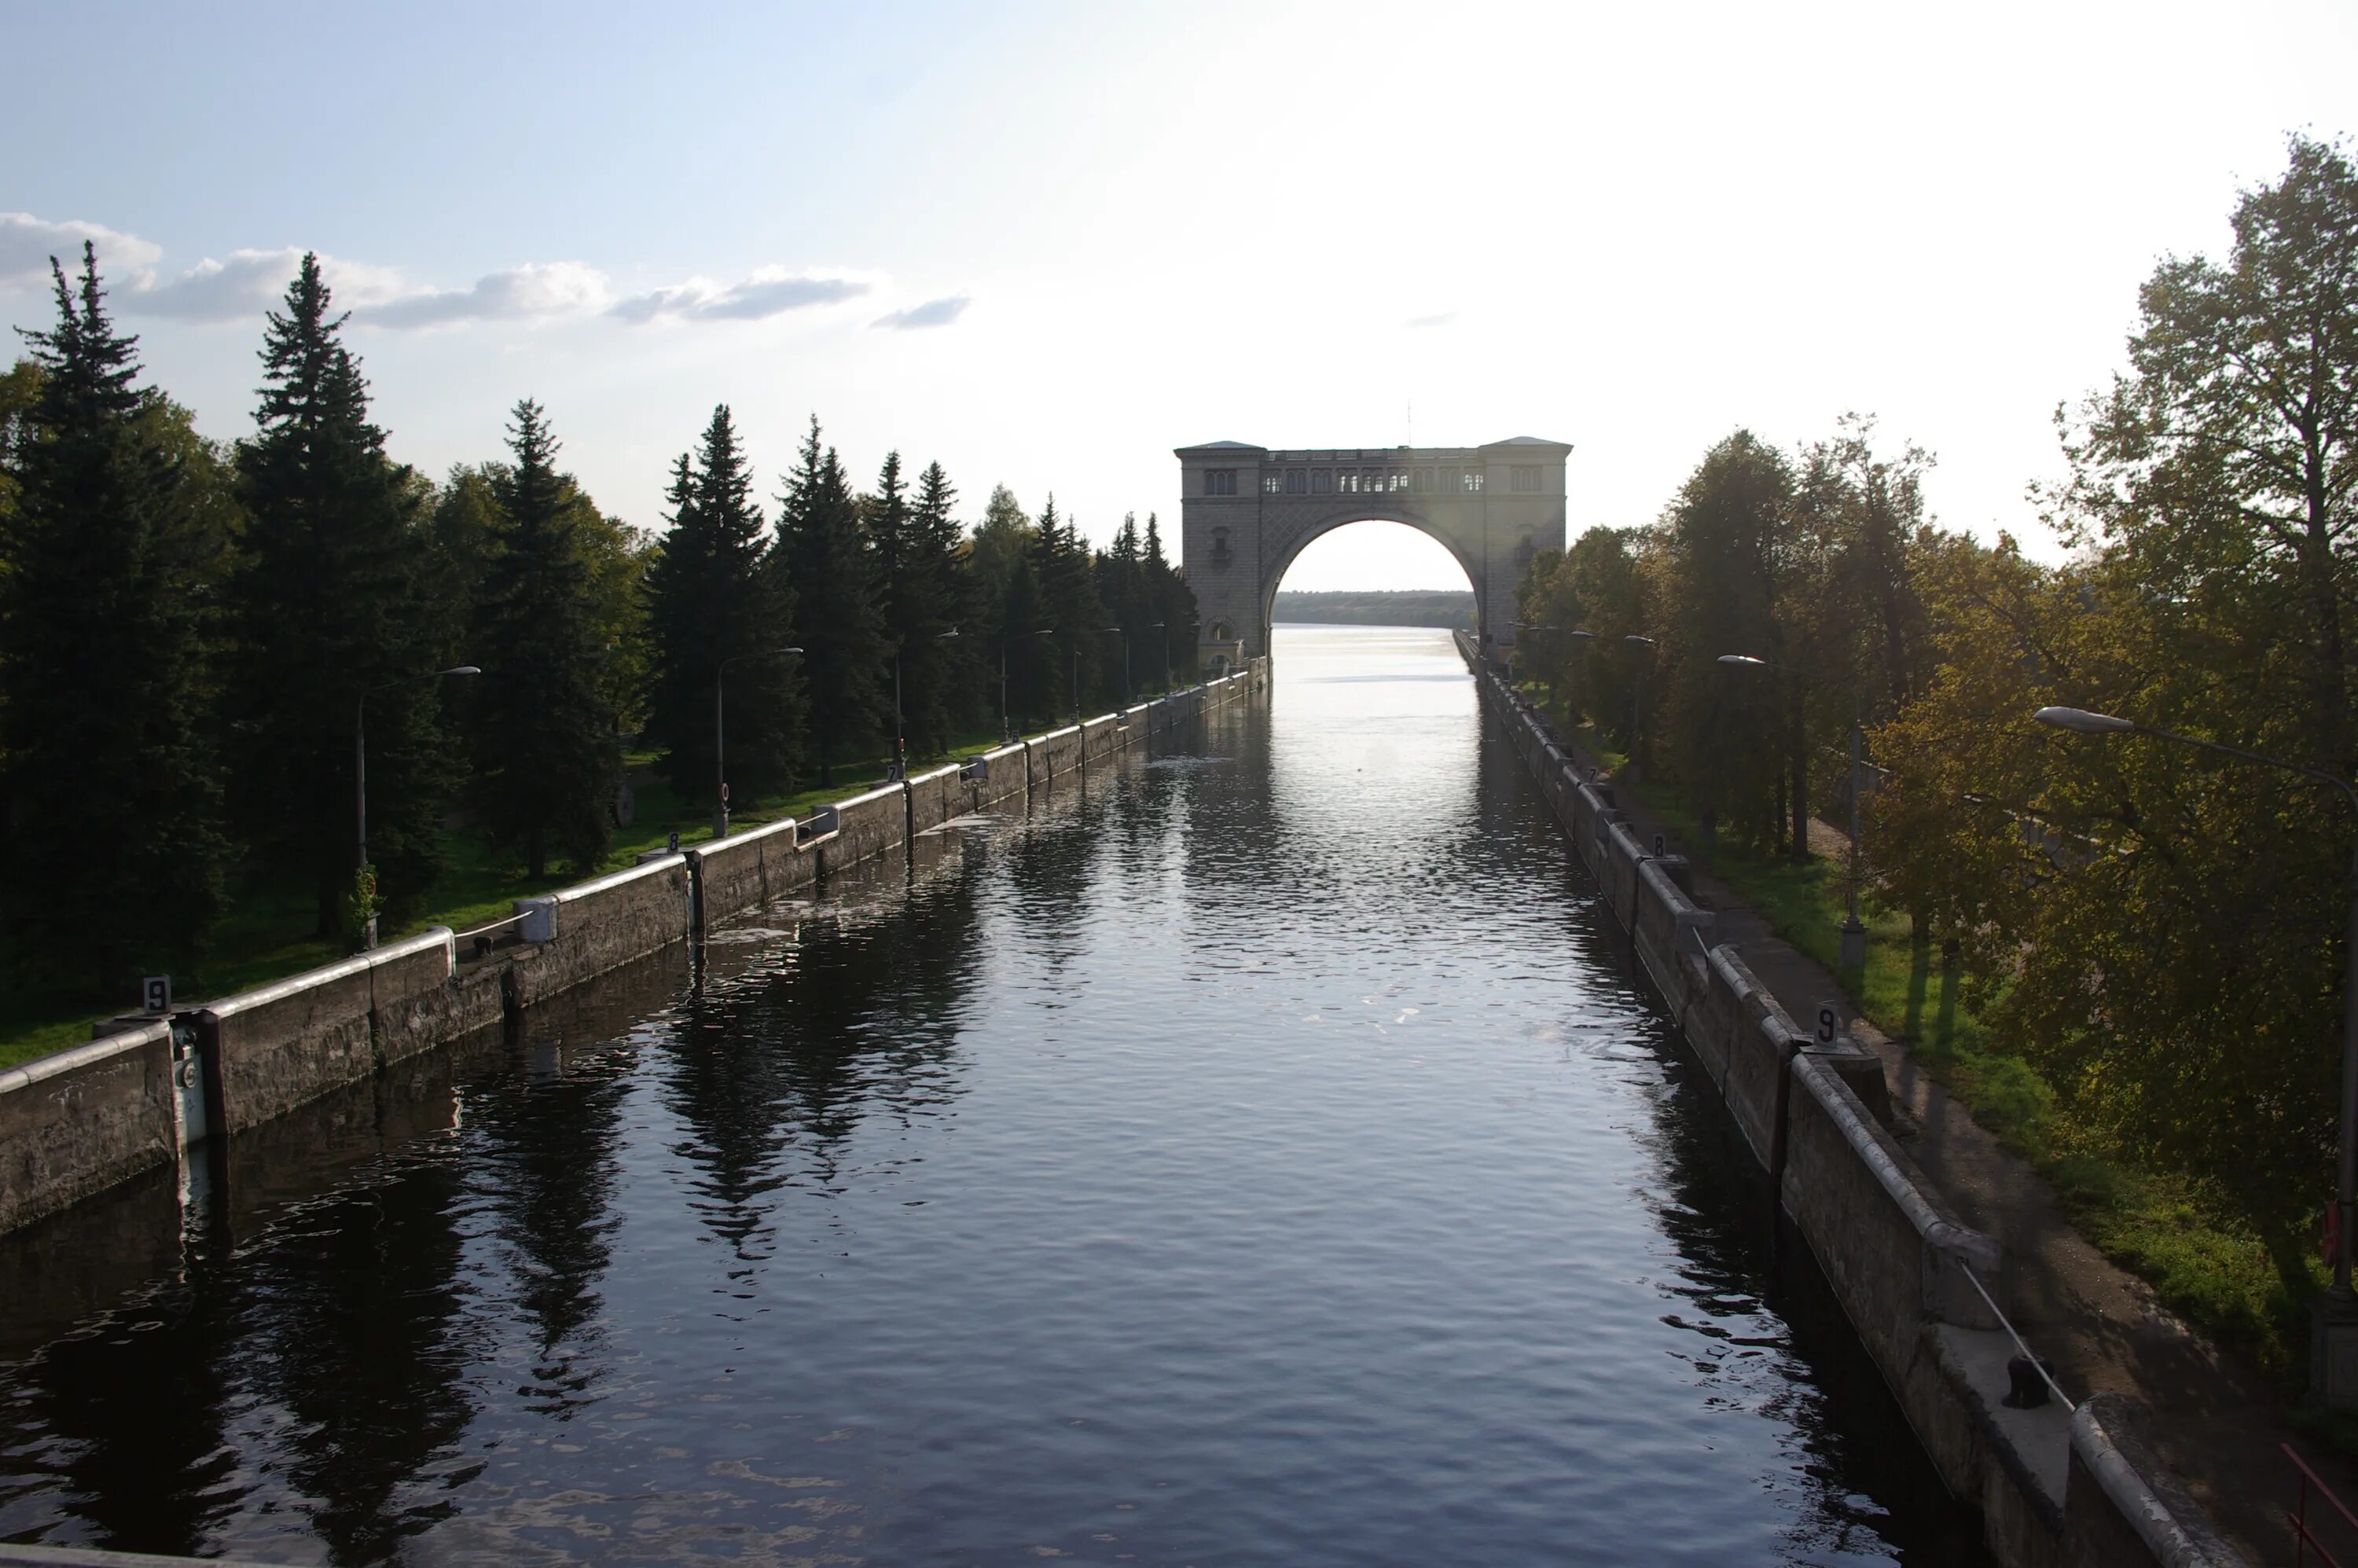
[1551, 737, 2350, 1566]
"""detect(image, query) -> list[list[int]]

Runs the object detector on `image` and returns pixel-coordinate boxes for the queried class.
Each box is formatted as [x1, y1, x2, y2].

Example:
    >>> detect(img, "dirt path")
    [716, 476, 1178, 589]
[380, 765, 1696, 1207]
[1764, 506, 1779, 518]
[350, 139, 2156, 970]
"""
[1562, 743, 2344, 1566]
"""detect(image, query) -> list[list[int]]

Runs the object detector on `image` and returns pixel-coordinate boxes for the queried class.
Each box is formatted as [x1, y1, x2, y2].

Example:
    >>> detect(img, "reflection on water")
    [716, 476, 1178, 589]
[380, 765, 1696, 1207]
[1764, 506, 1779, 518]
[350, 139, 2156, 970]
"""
[0, 625, 1984, 1565]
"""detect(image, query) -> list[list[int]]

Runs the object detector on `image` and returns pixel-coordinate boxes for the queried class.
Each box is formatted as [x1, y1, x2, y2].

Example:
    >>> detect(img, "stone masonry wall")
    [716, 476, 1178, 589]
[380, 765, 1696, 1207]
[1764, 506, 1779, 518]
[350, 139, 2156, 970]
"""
[0, 1023, 176, 1235]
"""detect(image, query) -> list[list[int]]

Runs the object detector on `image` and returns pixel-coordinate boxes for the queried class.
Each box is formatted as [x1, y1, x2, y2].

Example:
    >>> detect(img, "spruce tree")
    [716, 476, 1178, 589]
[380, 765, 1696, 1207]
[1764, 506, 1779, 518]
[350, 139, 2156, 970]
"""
[643, 407, 802, 813]
[777, 417, 884, 784]
[1, 244, 228, 994]
[865, 453, 964, 762]
[1143, 512, 1198, 687]
[469, 400, 620, 876]
[909, 460, 975, 747]
[1032, 496, 1110, 720]
[231, 254, 453, 937]
[1099, 512, 1148, 699]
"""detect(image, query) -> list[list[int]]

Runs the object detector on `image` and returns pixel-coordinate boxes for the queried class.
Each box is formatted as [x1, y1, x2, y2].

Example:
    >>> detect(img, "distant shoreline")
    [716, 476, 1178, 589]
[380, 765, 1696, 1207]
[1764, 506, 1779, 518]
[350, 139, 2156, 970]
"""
[1269, 589, 1475, 630]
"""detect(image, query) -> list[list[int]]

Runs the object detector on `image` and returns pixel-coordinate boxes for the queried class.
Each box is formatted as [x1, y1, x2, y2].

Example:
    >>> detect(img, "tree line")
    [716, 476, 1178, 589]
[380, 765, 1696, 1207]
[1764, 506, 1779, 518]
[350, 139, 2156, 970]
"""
[1514, 133, 2356, 1260]
[0, 249, 1196, 1000]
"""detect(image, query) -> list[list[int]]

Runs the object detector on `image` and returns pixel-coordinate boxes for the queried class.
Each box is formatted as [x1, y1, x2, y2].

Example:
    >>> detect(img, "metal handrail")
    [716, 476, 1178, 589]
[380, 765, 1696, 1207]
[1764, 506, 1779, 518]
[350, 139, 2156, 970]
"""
[2288, 1442, 2358, 1567]
[1961, 1263, 2075, 1412]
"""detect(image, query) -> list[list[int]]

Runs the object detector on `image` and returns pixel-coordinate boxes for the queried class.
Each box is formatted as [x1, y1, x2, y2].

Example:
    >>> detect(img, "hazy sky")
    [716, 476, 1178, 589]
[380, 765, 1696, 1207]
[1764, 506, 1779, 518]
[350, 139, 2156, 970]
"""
[5, 1, 2352, 592]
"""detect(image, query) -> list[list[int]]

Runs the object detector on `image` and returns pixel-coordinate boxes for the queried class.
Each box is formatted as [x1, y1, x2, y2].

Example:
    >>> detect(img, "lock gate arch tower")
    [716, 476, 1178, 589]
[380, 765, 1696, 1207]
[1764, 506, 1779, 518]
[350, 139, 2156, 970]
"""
[1177, 438, 1572, 667]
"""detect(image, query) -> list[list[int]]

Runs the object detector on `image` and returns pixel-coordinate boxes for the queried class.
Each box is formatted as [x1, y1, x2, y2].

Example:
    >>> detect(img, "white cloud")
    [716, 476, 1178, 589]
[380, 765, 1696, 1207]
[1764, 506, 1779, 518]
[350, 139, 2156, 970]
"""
[4, 211, 883, 339]
[873, 294, 970, 330]
[0, 212, 163, 288]
[130, 248, 412, 323]
[360, 261, 612, 329]
[612, 266, 873, 324]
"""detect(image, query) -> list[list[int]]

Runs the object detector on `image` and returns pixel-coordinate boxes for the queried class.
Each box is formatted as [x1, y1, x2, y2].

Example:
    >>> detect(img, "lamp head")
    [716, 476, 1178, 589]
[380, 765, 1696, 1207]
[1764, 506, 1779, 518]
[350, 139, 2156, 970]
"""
[2033, 705, 2136, 735]
[441, 665, 483, 677]
[1566, 630, 1599, 641]
[1717, 654, 1769, 669]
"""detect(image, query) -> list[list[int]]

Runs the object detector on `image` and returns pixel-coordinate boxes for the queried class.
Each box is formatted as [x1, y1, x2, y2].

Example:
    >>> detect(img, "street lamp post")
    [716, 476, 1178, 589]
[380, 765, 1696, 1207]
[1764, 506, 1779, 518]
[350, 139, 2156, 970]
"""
[1625, 636, 1656, 784]
[1102, 627, 1129, 708]
[1002, 629, 1055, 745]
[2035, 703, 2358, 1393]
[715, 647, 802, 838]
[891, 628, 960, 780]
[1721, 653, 1868, 968]
[357, 664, 480, 949]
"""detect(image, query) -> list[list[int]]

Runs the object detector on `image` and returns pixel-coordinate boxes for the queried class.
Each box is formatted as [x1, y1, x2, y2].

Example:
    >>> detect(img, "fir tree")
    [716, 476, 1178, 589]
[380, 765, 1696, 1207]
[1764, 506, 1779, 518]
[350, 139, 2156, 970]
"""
[643, 407, 802, 812]
[1, 244, 229, 993]
[777, 417, 884, 784]
[469, 400, 620, 876]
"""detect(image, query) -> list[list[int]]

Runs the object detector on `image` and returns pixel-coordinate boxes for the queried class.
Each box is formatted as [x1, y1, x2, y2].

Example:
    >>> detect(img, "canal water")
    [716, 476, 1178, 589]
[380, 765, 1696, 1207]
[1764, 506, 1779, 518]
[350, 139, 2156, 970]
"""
[0, 624, 1985, 1566]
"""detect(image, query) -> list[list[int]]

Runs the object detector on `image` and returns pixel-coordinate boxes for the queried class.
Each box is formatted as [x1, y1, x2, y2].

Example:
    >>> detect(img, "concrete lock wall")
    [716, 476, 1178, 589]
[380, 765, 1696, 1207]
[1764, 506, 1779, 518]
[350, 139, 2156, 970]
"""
[1027, 725, 1082, 792]
[688, 816, 811, 931]
[198, 926, 457, 1136]
[0, 1023, 177, 1235]
[1460, 644, 2246, 1568]
[905, 762, 965, 837]
[1081, 714, 1122, 763]
[973, 743, 1029, 810]
[509, 855, 693, 1008]
[368, 927, 468, 1067]
[1631, 856, 1708, 1013]
[817, 783, 907, 876]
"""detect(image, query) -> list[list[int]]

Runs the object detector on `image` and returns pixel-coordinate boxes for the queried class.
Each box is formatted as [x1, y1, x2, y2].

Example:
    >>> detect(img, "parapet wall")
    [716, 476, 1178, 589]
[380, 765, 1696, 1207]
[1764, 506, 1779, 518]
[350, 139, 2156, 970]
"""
[688, 815, 814, 932]
[1026, 725, 1082, 793]
[819, 783, 907, 876]
[510, 856, 694, 1008]
[0, 1023, 175, 1236]
[1457, 633, 2245, 1568]
[2, 661, 1273, 1243]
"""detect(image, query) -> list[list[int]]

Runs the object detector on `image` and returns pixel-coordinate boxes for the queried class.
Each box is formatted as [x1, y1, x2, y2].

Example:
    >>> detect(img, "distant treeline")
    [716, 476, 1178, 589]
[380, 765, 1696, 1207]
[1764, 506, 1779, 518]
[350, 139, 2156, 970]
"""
[1272, 589, 1475, 629]
[0, 247, 1198, 1000]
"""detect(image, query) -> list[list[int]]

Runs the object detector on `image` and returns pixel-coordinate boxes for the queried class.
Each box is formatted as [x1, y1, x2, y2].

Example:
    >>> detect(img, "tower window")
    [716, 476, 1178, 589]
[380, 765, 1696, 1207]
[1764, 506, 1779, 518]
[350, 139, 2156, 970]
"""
[1205, 469, 1237, 497]
[1511, 465, 1542, 493]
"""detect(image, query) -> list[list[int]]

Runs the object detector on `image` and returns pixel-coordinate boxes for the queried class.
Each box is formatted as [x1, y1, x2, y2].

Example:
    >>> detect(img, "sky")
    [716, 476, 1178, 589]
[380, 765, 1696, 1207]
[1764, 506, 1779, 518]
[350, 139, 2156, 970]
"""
[4, 1, 2353, 593]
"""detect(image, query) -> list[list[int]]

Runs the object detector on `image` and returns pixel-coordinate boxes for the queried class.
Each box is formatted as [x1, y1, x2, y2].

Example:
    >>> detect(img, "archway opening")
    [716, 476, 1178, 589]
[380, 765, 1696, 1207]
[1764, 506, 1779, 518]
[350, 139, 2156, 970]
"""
[1266, 518, 1479, 648]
